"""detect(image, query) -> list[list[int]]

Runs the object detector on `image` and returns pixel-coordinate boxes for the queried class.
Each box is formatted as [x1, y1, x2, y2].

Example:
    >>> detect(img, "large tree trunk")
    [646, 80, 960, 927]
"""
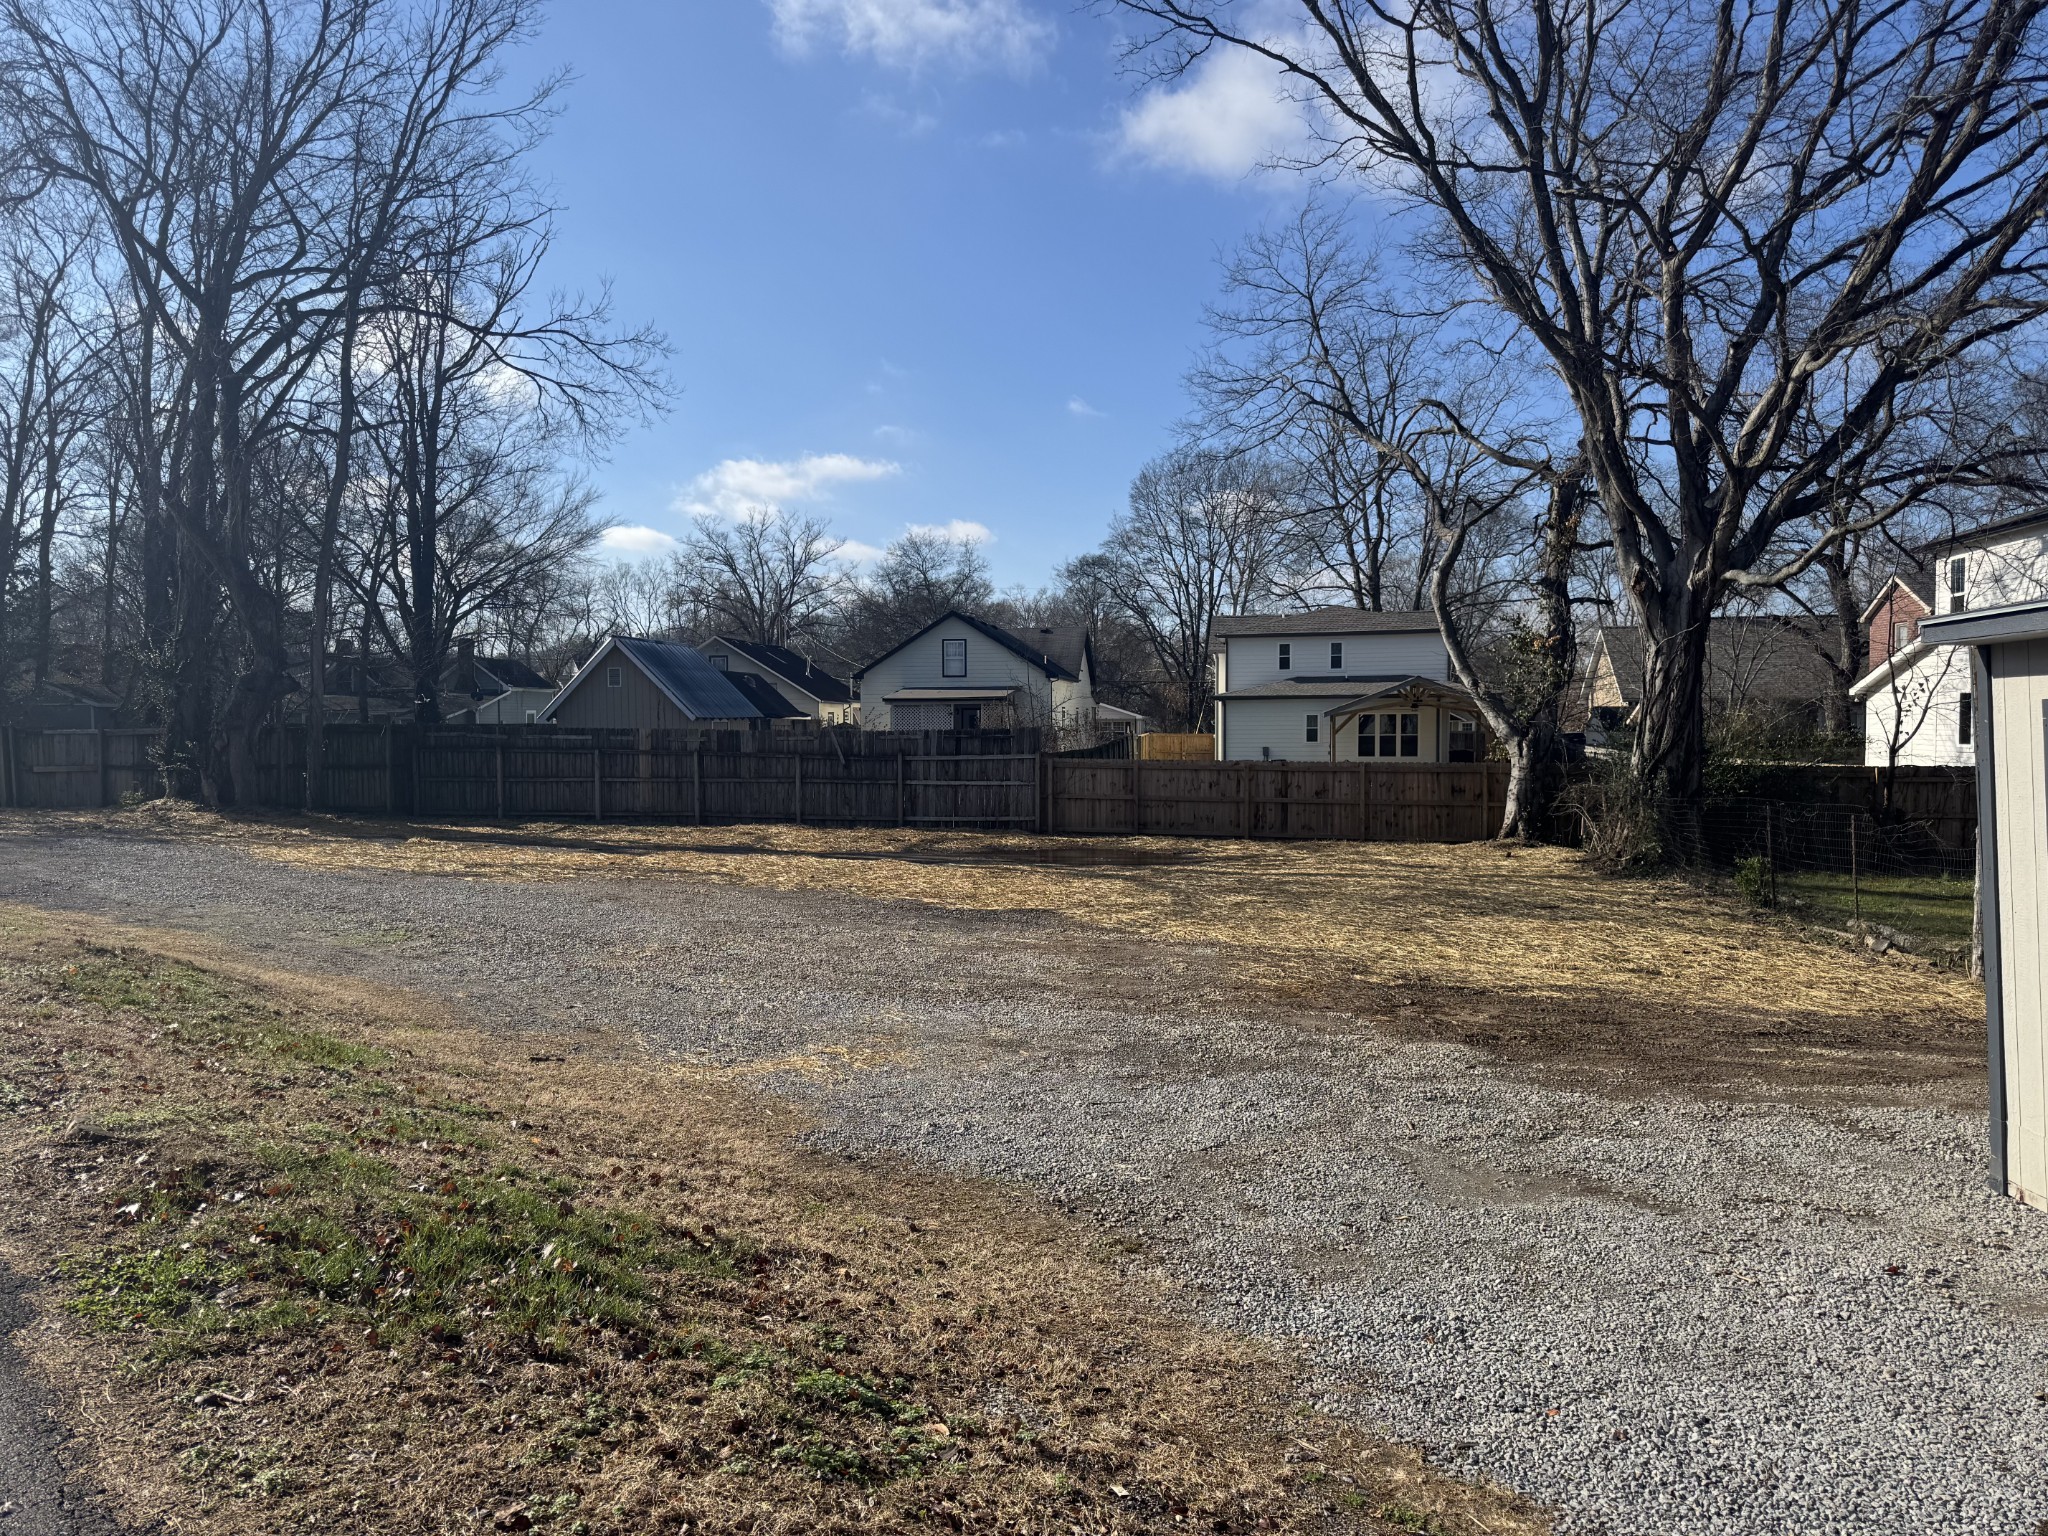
[1627, 593, 1713, 847]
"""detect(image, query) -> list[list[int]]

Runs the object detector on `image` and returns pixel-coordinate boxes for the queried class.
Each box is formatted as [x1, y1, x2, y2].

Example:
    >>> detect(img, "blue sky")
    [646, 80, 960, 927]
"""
[510, 0, 1316, 588]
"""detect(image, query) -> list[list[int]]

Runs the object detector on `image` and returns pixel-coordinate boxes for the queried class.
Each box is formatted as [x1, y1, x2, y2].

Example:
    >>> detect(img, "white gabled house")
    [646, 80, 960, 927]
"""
[1209, 609, 1483, 763]
[1855, 512, 2048, 768]
[856, 611, 1097, 733]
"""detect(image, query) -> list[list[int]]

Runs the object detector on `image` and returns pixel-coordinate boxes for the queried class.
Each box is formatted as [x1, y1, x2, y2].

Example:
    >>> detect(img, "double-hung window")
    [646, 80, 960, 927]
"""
[942, 638, 967, 677]
[1278, 642, 1292, 671]
[1959, 692, 1974, 746]
[1304, 713, 1320, 743]
[1329, 641, 1343, 669]
[1399, 713, 1420, 757]
[1949, 557, 1969, 612]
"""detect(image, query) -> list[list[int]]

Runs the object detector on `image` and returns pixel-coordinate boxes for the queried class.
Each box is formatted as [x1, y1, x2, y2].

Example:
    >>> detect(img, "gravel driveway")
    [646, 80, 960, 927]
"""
[3, 823, 2045, 1536]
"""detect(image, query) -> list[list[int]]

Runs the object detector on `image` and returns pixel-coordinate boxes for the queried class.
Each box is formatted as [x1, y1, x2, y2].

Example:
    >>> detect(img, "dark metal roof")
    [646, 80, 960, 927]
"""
[706, 635, 855, 704]
[720, 669, 809, 717]
[612, 636, 762, 719]
[1213, 608, 1440, 640]
[476, 655, 554, 692]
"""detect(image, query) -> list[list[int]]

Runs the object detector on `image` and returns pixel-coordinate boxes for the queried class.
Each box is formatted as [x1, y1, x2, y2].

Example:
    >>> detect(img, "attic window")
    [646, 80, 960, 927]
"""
[1278, 642, 1292, 671]
[1891, 620, 1914, 653]
[606, 666, 622, 688]
[1949, 556, 1968, 612]
[1330, 641, 1343, 669]
[942, 638, 967, 678]
[709, 653, 729, 670]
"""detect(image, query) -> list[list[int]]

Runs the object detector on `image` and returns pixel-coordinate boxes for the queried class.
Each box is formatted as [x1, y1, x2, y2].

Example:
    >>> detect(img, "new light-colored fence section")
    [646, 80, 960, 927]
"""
[1137, 732, 1216, 761]
[1045, 758, 1510, 842]
[0, 727, 160, 808]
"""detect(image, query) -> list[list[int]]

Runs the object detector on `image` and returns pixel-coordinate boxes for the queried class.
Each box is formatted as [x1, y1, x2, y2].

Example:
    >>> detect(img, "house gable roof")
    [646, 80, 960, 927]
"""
[720, 669, 810, 717]
[1856, 572, 1934, 627]
[540, 635, 763, 722]
[1212, 608, 1440, 641]
[1590, 617, 1840, 708]
[855, 610, 1087, 683]
[706, 635, 855, 705]
[1919, 507, 2048, 555]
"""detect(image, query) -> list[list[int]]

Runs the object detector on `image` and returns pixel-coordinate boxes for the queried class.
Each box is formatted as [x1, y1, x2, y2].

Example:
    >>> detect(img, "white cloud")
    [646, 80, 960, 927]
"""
[600, 525, 681, 557]
[766, 0, 1052, 76]
[1066, 396, 1103, 418]
[833, 538, 889, 565]
[1118, 45, 1307, 180]
[907, 518, 993, 545]
[676, 453, 900, 518]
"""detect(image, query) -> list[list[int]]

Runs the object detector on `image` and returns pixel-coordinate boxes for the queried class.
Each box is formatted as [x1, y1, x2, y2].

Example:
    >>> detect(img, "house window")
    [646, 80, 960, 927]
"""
[1891, 620, 1914, 653]
[1278, 642, 1292, 671]
[606, 666, 622, 688]
[524, 710, 537, 725]
[1305, 713, 1320, 744]
[1959, 692, 1973, 746]
[1949, 556, 1968, 612]
[1400, 713, 1420, 757]
[956, 703, 982, 731]
[1356, 717, 1377, 757]
[1330, 641, 1343, 669]
[1377, 713, 1399, 756]
[942, 638, 967, 677]
[1447, 712, 1479, 762]
[709, 653, 729, 670]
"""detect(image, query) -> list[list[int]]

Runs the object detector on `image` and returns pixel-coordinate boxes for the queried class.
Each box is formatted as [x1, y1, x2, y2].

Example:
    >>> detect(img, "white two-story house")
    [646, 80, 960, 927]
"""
[1210, 609, 1482, 763]
[1855, 511, 2048, 768]
[856, 611, 1097, 733]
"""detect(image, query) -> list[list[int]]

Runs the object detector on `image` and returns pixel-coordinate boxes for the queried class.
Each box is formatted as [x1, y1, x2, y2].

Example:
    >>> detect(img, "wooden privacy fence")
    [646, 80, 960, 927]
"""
[251, 724, 1043, 828]
[0, 727, 160, 809]
[1046, 758, 1508, 842]
[4, 722, 1510, 842]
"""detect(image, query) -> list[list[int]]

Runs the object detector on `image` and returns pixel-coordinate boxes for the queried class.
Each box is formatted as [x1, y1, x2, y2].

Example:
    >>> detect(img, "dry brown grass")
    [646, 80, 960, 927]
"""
[0, 903, 1546, 1536]
[53, 802, 1976, 1027]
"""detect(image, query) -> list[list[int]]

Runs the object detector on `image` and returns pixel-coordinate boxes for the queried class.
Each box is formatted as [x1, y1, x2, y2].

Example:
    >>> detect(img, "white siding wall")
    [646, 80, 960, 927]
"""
[1223, 630, 1448, 688]
[1219, 699, 1453, 762]
[1860, 647, 1975, 767]
[857, 618, 1055, 730]
[1943, 536, 2048, 614]
[1987, 638, 2048, 1209]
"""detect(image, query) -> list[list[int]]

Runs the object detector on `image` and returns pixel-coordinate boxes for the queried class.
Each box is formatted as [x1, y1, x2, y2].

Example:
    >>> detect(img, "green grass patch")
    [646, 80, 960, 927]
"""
[53, 950, 387, 1071]
[1779, 872, 1977, 946]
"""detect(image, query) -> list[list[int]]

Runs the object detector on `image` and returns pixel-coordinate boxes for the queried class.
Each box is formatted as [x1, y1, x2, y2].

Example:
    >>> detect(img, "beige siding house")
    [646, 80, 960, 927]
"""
[1210, 610, 1481, 763]
[539, 636, 765, 729]
[700, 636, 858, 724]
[857, 612, 1095, 733]
[1923, 580, 2048, 1214]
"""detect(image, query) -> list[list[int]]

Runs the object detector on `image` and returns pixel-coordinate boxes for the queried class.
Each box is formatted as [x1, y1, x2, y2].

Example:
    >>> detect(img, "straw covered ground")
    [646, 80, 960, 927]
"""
[29, 805, 1981, 1096]
[0, 904, 1543, 1536]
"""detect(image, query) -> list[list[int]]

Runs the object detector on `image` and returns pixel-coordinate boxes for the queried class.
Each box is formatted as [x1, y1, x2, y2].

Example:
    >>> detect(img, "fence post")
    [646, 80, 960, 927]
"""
[1130, 758, 1142, 835]
[495, 738, 507, 821]
[592, 736, 603, 822]
[1038, 752, 1051, 834]
[1241, 763, 1253, 839]
[793, 752, 803, 826]
[96, 726, 109, 807]
[1, 725, 13, 808]
[694, 741, 705, 825]
[896, 751, 907, 828]
[1357, 764, 1368, 843]
[1851, 813, 1861, 924]
[383, 725, 395, 815]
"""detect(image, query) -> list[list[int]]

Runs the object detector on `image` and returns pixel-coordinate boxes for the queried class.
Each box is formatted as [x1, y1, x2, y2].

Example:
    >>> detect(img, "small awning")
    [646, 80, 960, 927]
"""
[882, 687, 1021, 703]
[1921, 599, 2048, 648]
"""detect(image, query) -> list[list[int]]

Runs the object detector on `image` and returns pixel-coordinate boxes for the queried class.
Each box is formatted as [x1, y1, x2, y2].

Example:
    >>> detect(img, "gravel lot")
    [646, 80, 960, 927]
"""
[4, 821, 2047, 1536]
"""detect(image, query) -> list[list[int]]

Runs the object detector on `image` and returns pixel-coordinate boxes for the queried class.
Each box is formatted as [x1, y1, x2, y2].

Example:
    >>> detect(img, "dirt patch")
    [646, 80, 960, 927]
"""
[0, 907, 1546, 1536]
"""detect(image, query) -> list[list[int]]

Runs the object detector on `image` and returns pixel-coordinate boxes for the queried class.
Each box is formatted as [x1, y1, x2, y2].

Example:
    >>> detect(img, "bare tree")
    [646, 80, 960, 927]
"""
[1100, 446, 1288, 730]
[674, 510, 844, 647]
[837, 528, 995, 664]
[1112, 0, 2048, 831]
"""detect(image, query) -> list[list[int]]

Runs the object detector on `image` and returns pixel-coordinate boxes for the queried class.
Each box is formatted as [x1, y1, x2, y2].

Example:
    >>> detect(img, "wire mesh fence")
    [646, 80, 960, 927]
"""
[1674, 795, 1979, 960]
